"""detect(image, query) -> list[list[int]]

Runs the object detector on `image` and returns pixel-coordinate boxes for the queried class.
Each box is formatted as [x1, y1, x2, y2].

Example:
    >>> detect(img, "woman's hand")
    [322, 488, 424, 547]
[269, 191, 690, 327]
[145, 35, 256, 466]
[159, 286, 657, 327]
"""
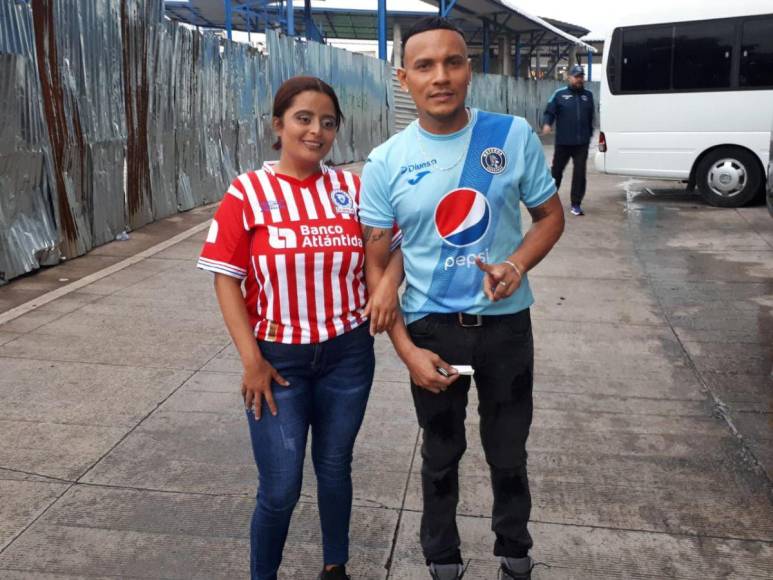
[364, 274, 400, 335]
[213, 274, 290, 420]
[242, 358, 290, 420]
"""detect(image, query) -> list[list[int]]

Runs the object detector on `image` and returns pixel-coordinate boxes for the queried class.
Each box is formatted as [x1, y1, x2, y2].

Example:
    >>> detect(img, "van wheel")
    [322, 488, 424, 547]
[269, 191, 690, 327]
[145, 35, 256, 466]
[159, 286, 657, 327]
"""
[696, 148, 762, 208]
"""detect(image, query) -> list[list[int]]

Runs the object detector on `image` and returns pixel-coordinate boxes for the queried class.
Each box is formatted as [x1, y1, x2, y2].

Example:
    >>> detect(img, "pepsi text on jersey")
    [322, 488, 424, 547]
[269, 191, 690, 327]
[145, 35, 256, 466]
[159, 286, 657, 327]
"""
[434, 188, 492, 271]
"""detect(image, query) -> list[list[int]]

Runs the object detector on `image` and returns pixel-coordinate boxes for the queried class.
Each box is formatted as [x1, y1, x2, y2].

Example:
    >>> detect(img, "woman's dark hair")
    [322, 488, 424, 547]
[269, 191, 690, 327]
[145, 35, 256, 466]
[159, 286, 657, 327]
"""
[272, 76, 344, 151]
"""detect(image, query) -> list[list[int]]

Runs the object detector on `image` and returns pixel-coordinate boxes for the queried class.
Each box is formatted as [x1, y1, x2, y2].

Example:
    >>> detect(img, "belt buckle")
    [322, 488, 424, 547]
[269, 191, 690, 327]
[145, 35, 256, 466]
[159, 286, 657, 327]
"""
[457, 313, 483, 328]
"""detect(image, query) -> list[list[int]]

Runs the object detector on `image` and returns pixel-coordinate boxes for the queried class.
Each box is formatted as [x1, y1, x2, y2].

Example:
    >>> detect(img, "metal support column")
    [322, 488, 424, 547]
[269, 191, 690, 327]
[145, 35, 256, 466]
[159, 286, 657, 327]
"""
[482, 19, 490, 73]
[286, 0, 294, 36]
[247, 6, 252, 44]
[514, 34, 521, 79]
[224, 0, 233, 40]
[440, 0, 457, 16]
[377, 0, 387, 60]
[535, 49, 540, 79]
[393, 22, 403, 67]
[587, 49, 593, 81]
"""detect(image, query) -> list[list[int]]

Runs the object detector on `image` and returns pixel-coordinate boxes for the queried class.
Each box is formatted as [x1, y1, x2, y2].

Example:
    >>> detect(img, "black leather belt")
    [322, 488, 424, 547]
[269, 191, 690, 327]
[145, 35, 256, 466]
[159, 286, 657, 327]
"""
[428, 313, 485, 328]
[426, 310, 528, 328]
[456, 313, 483, 327]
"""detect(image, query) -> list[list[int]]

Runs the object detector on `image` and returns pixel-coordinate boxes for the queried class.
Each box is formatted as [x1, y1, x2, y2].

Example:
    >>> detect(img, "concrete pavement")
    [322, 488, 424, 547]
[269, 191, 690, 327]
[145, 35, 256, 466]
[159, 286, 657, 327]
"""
[0, 150, 771, 579]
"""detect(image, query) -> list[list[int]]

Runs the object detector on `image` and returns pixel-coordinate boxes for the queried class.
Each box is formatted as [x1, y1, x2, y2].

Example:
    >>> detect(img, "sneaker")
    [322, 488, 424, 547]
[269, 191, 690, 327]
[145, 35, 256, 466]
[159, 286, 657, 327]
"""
[318, 565, 350, 580]
[570, 205, 584, 216]
[428, 562, 465, 579]
[499, 556, 535, 579]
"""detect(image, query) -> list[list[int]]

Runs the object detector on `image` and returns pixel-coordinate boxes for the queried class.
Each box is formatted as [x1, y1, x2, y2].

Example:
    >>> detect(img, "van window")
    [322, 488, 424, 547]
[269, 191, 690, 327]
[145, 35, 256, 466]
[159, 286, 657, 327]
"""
[673, 21, 734, 90]
[621, 26, 672, 92]
[606, 28, 621, 92]
[741, 17, 773, 88]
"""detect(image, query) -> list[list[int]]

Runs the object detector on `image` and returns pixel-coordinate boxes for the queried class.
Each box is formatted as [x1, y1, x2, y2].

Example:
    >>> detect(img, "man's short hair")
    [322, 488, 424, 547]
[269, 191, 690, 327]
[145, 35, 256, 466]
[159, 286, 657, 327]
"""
[402, 16, 466, 54]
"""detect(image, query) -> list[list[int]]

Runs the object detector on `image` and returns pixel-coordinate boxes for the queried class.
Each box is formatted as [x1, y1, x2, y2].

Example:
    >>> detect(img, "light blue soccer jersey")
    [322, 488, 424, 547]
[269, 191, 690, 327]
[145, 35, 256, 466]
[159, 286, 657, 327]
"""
[360, 109, 556, 324]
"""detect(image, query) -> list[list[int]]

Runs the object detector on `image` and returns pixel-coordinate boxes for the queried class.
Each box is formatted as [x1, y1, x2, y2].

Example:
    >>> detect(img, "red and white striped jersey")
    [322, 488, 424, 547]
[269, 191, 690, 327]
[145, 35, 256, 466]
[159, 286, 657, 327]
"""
[198, 161, 401, 344]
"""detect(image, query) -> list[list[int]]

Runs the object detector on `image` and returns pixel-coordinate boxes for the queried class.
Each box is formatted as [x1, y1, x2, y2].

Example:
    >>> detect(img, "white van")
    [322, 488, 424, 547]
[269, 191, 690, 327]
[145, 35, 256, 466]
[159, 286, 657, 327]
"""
[766, 120, 773, 217]
[595, 9, 773, 207]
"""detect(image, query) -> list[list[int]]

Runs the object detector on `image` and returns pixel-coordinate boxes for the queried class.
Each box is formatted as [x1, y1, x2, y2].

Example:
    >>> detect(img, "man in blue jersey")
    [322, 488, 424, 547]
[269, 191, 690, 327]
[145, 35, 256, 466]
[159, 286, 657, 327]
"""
[542, 65, 595, 216]
[359, 17, 564, 580]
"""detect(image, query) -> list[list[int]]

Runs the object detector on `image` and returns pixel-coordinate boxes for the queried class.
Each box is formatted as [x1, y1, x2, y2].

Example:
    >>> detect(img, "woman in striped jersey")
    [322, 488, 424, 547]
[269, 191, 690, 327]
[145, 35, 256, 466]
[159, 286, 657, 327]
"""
[198, 77, 403, 580]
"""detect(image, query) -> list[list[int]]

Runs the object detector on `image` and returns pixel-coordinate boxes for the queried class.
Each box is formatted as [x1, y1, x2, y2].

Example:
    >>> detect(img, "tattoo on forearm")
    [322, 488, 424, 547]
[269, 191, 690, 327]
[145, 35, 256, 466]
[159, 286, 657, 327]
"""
[362, 226, 387, 244]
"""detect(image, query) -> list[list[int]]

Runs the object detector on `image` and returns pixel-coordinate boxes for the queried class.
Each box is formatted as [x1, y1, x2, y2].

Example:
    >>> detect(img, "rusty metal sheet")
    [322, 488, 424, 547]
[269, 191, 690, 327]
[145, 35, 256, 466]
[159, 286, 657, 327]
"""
[0, 2, 394, 285]
[0, 1, 59, 284]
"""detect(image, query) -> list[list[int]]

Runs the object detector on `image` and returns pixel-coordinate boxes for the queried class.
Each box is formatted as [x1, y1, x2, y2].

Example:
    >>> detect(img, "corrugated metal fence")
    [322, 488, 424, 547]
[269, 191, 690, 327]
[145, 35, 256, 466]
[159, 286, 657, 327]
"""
[391, 70, 599, 133]
[468, 73, 600, 129]
[392, 68, 417, 133]
[0, 0, 392, 285]
[0, 0, 596, 286]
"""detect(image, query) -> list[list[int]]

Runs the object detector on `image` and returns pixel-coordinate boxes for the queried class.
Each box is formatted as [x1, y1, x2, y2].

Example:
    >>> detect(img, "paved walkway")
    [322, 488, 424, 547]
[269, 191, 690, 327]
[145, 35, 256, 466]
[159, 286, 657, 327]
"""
[0, 152, 771, 578]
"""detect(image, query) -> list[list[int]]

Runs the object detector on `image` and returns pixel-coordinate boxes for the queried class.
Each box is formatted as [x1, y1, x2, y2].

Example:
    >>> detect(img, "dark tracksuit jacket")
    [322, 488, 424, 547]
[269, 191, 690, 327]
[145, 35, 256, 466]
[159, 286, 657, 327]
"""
[542, 86, 595, 146]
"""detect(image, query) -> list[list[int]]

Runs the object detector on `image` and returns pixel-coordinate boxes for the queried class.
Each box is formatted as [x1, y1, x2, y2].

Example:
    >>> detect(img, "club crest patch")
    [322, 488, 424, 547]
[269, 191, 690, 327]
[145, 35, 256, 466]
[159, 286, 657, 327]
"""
[481, 147, 506, 174]
[331, 189, 356, 215]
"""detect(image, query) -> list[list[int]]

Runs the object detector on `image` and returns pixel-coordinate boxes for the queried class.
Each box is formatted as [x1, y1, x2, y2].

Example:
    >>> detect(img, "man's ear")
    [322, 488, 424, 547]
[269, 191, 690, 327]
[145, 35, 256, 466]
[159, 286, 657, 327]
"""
[396, 67, 409, 92]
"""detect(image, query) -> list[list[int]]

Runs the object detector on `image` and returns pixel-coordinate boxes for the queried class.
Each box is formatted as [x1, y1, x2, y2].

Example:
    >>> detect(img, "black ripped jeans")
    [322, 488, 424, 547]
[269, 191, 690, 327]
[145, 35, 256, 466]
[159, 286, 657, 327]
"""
[407, 309, 534, 565]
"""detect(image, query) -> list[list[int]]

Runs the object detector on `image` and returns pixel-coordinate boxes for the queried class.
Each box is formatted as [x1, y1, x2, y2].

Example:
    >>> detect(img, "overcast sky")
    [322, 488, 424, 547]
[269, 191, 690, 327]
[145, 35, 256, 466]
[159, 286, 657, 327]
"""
[308, 0, 773, 40]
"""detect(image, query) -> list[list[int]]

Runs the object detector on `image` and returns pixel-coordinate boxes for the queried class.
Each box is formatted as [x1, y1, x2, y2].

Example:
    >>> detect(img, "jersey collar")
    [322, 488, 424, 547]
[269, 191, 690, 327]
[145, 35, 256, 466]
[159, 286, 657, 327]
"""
[262, 160, 330, 177]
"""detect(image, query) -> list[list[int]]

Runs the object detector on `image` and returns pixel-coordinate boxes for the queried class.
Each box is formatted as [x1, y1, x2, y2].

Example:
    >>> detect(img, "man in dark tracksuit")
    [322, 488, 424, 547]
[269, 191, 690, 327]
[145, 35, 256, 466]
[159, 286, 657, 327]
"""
[542, 64, 595, 215]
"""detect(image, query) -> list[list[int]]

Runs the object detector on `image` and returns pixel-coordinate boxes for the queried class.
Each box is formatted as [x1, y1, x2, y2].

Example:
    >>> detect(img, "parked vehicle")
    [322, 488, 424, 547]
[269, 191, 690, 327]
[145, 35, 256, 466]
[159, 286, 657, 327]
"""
[765, 119, 773, 217]
[596, 9, 773, 207]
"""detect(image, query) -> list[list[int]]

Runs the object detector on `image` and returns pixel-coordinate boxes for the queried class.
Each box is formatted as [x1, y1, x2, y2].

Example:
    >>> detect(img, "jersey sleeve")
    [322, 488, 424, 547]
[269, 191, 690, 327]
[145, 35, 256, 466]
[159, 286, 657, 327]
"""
[358, 155, 395, 229]
[519, 127, 557, 208]
[351, 166, 401, 251]
[197, 181, 250, 279]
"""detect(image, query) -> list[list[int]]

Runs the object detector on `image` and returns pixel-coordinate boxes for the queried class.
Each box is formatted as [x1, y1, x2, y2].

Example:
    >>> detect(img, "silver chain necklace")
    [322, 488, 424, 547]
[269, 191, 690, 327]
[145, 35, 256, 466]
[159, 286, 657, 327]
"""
[415, 109, 473, 172]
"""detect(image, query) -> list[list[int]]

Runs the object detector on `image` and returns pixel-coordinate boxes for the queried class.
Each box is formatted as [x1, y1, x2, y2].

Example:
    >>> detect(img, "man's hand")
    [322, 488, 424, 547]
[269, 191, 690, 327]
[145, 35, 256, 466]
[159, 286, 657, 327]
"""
[475, 258, 522, 302]
[364, 275, 399, 335]
[541, 124, 552, 135]
[403, 346, 459, 394]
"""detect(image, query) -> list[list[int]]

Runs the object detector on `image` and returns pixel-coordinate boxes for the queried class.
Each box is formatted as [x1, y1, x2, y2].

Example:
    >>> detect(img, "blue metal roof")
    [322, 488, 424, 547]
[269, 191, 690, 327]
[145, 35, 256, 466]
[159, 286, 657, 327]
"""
[163, 1, 594, 51]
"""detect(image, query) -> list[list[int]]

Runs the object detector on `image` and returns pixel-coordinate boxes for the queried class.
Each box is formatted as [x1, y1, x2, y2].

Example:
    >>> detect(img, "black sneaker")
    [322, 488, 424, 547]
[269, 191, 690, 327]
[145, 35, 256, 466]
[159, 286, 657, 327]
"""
[428, 562, 465, 579]
[318, 565, 351, 580]
[499, 556, 534, 579]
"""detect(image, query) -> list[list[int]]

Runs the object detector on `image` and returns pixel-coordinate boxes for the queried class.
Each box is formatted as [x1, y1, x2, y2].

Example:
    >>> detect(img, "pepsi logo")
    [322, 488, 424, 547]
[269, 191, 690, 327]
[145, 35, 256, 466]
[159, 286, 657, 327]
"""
[434, 188, 491, 247]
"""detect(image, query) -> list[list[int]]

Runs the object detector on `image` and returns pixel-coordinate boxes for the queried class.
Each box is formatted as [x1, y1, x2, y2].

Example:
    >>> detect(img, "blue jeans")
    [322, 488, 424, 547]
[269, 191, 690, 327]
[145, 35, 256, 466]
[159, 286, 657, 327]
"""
[246, 324, 375, 580]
